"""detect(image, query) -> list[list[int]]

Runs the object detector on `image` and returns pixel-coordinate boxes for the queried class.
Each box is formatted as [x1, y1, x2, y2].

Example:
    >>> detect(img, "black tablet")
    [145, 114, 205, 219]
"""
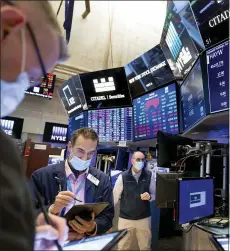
[210, 235, 229, 251]
[63, 230, 127, 251]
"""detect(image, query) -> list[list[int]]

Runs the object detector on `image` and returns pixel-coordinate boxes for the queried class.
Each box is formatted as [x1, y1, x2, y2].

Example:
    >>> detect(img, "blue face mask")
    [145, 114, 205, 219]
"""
[70, 155, 92, 172]
[134, 161, 144, 171]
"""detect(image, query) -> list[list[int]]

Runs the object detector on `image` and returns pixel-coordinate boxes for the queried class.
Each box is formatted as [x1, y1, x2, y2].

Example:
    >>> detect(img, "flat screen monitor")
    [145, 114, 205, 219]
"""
[87, 107, 133, 142]
[124, 44, 175, 98]
[48, 155, 64, 165]
[160, 1, 199, 78]
[68, 112, 86, 141]
[58, 75, 87, 118]
[0, 116, 24, 139]
[157, 131, 194, 167]
[180, 59, 206, 132]
[156, 172, 184, 208]
[189, 0, 229, 49]
[177, 177, 214, 224]
[25, 73, 56, 99]
[80, 67, 132, 109]
[43, 122, 68, 144]
[206, 40, 229, 113]
[133, 83, 179, 141]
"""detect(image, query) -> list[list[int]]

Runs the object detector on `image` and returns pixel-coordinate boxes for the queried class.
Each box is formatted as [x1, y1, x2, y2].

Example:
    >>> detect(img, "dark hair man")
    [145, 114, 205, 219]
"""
[113, 151, 155, 250]
[29, 128, 114, 240]
[0, 0, 69, 249]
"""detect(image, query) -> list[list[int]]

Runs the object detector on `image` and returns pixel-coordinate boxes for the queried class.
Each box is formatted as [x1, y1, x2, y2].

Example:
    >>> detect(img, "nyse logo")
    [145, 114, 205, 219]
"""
[93, 77, 116, 93]
[51, 126, 67, 142]
[189, 191, 206, 208]
[176, 47, 192, 73]
[1, 119, 14, 135]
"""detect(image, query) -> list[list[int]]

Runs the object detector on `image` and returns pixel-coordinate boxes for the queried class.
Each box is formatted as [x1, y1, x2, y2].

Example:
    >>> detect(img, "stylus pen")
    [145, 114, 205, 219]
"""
[36, 190, 63, 251]
[74, 197, 82, 202]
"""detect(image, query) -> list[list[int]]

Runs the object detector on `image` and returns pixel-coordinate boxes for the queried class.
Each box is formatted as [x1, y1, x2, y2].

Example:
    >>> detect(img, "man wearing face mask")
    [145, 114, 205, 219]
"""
[29, 128, 114, 240]
[113, 151, 155, 250]
[0, 0, 70, 249]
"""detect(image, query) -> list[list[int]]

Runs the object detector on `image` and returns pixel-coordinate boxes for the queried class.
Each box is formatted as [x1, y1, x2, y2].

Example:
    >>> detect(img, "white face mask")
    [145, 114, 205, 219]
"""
[1, 27, 30, 118]
[70, 155, 92, 172]
[134, 161, 144, 171]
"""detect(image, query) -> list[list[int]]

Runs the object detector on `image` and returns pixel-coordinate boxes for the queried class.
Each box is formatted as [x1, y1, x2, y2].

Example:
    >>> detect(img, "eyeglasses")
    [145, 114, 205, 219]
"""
[2, 0, 47, 82]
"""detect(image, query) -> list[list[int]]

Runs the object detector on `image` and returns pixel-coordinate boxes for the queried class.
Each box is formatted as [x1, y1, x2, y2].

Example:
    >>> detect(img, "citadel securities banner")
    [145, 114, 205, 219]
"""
[79, 67, 132, 109]
[160, 1, 199, 78]
[190, 0, 229, 49]
[43, 122, 68, 144]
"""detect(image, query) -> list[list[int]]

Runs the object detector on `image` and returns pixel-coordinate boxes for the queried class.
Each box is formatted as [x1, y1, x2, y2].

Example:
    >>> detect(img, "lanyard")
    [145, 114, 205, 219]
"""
[66, 178, 85, 197]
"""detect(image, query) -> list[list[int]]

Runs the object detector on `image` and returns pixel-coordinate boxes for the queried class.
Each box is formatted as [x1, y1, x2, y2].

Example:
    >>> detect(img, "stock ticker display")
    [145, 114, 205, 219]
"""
[87, 107, 133, 142]
[133, 83, 178, 141]
[206, 40, 229, 113]
[68, 113, 86, 140]
[180, 59, 206, 131]
[25, 73, 56, 99]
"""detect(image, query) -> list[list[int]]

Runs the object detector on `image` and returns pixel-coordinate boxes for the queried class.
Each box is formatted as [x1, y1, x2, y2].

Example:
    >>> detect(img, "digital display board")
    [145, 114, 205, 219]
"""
[25, 73, 56, 99]
[58, 75, 87, 118]
[180, 59, 206, 131]
[87, 107, 133, 142]
[0, 116, 24, 139]
[68, 113, 86, 141]
[43, 122, 68, 144]
[124, 45, 175, 98]
[206, 40, 229, 113]
[80, 67, 132, 109]
[133, 83, 178, 141]
[190, 0, 229, 48]
[161, 1, 199, 78]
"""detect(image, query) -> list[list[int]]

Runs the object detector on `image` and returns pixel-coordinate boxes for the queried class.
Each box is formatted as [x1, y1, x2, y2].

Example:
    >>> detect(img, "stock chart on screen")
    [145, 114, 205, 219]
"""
[133, 83, 178, 141]
[87, 107, 133, 142]
[206, 40, 229, 113]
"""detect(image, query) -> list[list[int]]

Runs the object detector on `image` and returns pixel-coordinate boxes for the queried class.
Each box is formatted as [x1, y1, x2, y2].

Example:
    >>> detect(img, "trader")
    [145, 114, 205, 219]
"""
[29, 128, 114, 240]
[113, 151, 155, 250]
[1, 0, 69, 249]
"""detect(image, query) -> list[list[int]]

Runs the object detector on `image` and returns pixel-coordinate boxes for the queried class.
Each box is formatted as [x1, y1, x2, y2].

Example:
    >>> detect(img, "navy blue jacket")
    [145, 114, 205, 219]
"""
[28, 162, 114, 235]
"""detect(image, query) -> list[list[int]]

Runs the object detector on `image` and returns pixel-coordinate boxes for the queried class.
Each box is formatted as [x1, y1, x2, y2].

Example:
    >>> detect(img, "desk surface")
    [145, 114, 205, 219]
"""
[195, 223, 229, 235]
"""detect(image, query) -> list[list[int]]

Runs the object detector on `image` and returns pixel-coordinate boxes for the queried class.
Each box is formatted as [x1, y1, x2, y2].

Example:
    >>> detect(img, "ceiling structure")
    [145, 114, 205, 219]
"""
[51, 1, 167, 83]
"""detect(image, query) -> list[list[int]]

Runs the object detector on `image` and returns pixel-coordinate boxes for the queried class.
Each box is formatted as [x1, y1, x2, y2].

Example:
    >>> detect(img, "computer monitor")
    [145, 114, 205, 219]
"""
[177, 177, 214, 224]
[157, 131, 194, 167]
[155, 173, 184, 208]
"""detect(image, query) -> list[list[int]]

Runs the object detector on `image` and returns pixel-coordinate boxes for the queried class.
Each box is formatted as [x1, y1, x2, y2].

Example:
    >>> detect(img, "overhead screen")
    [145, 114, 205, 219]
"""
[133, 83, 178, 141]
[190, 0, 229, 49]
[43, 122, 68, 144]
[206, 40, 229, 113]
[68, 113, 86, 141]
[80, 67, 132, 109]
[160, 1, 199, 78]
[180, 59, 206, 132]
[25, 73, 56, 99]
[124, 45, 175, 98]
[87, 107, 133, 142]
[0, 116, 24, 139]
[58, 75, 87, 118]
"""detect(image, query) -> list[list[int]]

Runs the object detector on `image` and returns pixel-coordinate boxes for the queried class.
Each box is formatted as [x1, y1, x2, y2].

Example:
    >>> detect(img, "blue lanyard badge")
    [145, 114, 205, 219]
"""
[66, 179, 85, 197]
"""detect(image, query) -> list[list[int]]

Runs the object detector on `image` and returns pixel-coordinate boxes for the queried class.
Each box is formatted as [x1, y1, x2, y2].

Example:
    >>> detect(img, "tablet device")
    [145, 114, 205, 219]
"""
[63, 230, 127, 251]
[64, 202, 109, 222]
[210, 235, 229, 251]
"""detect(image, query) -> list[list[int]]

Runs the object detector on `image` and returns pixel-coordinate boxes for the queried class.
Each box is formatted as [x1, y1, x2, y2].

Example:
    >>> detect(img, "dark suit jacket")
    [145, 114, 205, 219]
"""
[28, 161, 114, 235]
[0, 130, 35, 250]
